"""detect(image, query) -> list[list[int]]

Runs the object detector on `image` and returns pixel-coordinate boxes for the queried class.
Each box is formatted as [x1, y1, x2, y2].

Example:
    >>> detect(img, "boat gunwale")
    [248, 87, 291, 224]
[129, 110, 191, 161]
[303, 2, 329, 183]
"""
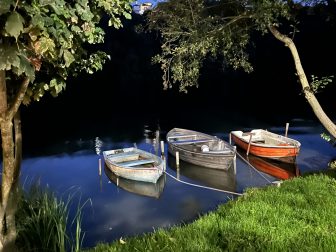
[166, 128, 236, 155]
[230, 129, 301, 149]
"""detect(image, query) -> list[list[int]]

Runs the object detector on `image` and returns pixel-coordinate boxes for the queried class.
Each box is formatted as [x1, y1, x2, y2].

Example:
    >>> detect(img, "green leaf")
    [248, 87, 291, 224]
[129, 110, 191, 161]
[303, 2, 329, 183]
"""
[0, 0, 13, 15]
[5, 11, 25, 40]
[0, 44, 20, 70]
[35, 37, 56, 57]
[18, 56, 35, 81]
[124, 12, 131, 20]
[63, 50, 75, 67]
[11, 56, 35, 81]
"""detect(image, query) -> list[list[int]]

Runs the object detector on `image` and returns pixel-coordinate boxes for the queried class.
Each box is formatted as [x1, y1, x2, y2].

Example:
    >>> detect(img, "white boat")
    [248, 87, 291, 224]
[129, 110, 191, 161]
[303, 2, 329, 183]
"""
[103, 147, 164, 183]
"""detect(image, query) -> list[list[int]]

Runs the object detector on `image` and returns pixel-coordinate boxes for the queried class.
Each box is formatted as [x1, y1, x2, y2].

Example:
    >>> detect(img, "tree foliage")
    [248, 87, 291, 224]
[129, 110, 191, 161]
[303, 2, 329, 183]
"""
[146, 0, 292, 92]
[0, 0, 132, 104]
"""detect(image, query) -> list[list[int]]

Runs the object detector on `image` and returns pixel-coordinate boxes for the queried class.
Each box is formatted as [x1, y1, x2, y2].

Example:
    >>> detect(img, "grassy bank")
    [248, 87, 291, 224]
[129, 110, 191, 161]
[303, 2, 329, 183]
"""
[86, 171, 336, 251]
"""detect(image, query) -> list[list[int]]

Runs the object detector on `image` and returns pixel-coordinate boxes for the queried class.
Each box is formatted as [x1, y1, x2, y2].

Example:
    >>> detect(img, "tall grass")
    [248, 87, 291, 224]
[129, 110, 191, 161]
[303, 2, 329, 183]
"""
[15, 185, 86, 252]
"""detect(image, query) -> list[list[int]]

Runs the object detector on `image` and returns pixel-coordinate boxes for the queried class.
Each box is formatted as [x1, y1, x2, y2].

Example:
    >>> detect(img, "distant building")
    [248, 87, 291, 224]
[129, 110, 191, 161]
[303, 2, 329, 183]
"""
[133, 2, 153, 15]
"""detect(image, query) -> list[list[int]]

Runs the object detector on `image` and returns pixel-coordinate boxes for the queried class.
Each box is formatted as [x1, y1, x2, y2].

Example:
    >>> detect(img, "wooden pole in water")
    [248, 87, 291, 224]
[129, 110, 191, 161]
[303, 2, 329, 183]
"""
[285, 122, 289, 137]
[176, 151, 180, 167]
[233, 146, 237, 175]
[246, 134, 253, 156]
[98, 158, 102, 176]
[176, 151, 180, 180]
[160, 140, 164, 156]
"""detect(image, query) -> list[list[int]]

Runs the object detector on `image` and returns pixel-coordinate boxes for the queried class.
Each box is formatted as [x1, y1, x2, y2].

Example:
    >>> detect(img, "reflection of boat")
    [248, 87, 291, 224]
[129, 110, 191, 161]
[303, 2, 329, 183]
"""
[237, 148, 300, 180]
[166, 128, 236, 170]
[103, 147, 164, 183]
[104, 166, 165, 198]
[230, 129, 301, 163]
[168, 154, 236, 192]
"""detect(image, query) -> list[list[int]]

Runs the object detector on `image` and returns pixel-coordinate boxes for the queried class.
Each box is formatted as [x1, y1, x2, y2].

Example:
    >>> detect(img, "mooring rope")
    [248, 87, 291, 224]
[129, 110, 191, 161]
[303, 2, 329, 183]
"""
[163, 170, 244, 196]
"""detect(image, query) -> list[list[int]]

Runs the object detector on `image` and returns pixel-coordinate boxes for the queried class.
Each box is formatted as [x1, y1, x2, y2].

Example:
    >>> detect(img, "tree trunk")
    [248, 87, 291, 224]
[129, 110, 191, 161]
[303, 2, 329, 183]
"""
[0, 70, 26, 251]
[268, 25, 336, 139]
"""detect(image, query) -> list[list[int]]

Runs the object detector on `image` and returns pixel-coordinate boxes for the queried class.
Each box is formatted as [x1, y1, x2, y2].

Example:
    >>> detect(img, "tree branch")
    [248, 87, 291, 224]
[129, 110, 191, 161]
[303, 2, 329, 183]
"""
[0, 70, 7, 125]
[268, 25, 310, 90]
[268, 24, 336, 138]
[7, 77, 30, 121]
[14, 111, 22, 183]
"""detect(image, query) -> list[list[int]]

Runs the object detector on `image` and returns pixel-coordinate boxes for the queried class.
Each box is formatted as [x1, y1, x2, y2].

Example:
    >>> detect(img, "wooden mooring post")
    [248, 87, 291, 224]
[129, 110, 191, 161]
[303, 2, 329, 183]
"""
[98, 158, 102, 176]
[176, 151, 180, 167]
[160, 140, 164, 156]
[246, 133, 253, 156]
[176, 151, 180, 180]
[285, 122, 289, 137]
[233, 146, 237, 175]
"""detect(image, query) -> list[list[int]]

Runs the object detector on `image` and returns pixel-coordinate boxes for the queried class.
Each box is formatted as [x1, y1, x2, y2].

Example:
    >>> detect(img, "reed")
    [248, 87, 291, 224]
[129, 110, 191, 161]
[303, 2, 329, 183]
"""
[16, 185, 86, 252]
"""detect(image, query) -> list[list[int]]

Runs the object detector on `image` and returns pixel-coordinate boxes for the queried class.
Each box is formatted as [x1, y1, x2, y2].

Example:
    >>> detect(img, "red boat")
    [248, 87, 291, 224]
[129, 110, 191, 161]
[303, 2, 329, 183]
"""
[230, 129, 301, 163]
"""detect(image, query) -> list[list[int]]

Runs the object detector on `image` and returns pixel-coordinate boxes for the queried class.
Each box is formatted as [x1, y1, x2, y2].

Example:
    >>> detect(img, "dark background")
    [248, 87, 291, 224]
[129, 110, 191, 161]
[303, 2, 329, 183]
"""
[21, 7, 336, 149]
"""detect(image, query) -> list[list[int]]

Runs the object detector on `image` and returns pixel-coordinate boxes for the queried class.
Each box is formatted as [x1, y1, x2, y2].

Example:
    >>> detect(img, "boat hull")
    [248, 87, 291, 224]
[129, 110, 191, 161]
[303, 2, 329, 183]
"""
[230, 129, 300, 163]
[103, 148, 164, 183]
[167, 144, 235, 170]
[105, 163, 163, 183]
[166, 128, 236, 170]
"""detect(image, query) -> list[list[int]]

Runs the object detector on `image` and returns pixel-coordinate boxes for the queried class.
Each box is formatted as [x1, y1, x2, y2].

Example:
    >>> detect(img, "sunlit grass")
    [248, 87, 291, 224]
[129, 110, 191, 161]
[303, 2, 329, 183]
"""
[16, 185, 86, 252]
[86, 171, 336, 252]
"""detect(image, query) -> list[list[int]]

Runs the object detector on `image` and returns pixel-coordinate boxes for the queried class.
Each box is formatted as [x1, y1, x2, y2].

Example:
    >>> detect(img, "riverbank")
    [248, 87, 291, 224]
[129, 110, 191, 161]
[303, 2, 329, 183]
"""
[85, 170, 336, 251]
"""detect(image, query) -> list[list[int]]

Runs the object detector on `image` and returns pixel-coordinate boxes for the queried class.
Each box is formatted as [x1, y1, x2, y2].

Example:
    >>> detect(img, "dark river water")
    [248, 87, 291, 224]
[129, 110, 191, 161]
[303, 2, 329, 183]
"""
[17, 116, 335, 249]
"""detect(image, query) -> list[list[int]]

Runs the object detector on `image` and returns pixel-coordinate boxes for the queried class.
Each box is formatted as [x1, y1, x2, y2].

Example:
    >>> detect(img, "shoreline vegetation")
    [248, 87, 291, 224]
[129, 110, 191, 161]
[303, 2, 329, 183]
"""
[84, 170, 336, 252]
[16, 170, 336, 251]
[16, 186, 85, 252]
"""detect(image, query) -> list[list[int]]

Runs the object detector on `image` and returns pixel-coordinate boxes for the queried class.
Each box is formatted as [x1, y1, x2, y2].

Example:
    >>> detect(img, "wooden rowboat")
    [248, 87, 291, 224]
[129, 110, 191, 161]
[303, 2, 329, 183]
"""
[166, 128, 236, 170]
[103, 147, 164, 183]
[104, 166, 165, 198]
[230, 129, 301, 163]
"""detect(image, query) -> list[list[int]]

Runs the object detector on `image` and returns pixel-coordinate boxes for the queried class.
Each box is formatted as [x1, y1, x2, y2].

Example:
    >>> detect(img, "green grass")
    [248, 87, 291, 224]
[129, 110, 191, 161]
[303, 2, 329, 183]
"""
[85, 171, 336, 252]
[15, 185, 86, 252]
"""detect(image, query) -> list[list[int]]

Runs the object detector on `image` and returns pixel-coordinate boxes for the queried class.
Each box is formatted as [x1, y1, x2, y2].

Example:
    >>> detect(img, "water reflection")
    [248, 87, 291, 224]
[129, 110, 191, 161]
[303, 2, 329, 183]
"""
[104, 165, 166, 199]
[144, 124, 161, 156]
[236, 148, 300, 180]
[95, 137, 103, 155]
[168, 154, 237, 192]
